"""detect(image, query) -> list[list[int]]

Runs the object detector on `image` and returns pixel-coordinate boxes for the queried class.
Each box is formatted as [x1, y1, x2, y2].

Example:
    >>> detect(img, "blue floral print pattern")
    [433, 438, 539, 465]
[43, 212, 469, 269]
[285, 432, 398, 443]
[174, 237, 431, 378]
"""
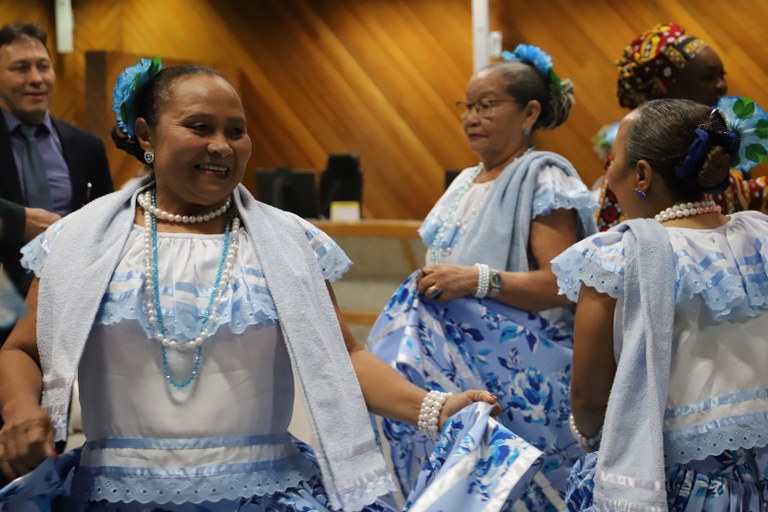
[369, 273, 584, 510]
[0, 406, 536, 511]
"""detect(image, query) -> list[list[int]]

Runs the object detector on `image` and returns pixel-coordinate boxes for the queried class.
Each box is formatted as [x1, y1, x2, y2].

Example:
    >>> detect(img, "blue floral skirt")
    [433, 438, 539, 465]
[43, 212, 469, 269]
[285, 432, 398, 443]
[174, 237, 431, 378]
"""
[0, 403, 542, 512]
[565, 447, 768, 511]
[369, 273, 584, 511]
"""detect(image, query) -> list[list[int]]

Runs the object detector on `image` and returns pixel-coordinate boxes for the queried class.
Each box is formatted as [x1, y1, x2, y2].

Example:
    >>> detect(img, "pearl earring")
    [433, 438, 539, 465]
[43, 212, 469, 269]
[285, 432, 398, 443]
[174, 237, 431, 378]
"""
[144, 151, 155, 164]
[522, 127, 532, 137]
[634, 188, 646, 198]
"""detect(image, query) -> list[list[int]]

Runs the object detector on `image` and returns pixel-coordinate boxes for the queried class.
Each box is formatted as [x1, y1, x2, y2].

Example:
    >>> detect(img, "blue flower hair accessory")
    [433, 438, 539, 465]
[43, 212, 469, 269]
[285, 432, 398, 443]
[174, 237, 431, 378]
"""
[502, 44, 564, 96]
[715, 95, 768, 171]
[675, 127, 739, 194]
[112, 57, 163, 139]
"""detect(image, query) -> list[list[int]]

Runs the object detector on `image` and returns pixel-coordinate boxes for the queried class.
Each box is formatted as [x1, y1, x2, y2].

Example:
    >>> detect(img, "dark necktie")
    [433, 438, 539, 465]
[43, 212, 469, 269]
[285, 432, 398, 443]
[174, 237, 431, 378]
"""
[18, 124, 53, 211]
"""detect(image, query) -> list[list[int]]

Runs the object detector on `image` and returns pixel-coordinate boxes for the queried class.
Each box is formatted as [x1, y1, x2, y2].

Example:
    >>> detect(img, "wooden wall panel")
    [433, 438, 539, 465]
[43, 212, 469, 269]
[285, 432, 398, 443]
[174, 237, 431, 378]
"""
[2, 0, 767, 219]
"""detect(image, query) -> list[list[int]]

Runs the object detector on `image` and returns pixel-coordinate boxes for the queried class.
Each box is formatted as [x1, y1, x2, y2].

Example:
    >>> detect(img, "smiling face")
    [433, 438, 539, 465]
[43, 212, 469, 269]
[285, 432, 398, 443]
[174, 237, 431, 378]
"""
[666, 46, 728, 107]
[137, 74, 252, 213]
[0, 36, 54, 124]
[462, 69, 536, 168]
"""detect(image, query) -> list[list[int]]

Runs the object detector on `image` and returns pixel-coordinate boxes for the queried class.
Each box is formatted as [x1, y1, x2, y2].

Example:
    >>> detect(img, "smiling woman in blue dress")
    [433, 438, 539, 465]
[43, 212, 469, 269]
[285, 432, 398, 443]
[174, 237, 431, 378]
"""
[0, 58, 547, 512]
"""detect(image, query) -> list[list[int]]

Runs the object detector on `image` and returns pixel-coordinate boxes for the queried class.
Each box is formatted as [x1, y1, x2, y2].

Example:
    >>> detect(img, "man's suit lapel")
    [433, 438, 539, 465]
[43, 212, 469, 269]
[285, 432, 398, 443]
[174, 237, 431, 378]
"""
[0, 114, 23, 204]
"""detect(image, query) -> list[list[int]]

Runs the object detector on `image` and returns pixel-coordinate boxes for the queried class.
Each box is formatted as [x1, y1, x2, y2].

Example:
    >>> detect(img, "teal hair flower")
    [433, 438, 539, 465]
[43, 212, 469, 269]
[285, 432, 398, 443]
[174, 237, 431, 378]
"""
[716, 95, 768, 171]
[112, 57, 163, 139]
[502, 44, 563, 98]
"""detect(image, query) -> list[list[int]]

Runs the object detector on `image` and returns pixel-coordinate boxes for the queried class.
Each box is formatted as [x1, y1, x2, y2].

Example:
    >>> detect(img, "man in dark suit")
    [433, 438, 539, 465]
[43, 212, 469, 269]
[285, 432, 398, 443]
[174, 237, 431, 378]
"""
[0, 23, 113, 341]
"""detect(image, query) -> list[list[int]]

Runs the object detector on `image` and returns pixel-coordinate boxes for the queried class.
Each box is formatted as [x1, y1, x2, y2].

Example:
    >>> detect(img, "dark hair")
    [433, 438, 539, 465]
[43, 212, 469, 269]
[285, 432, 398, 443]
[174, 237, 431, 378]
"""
[485, 61, 575, 131]
[626, 98, 732, 201]
[111, 65, 227, 164]
[0, 23, 49, 51]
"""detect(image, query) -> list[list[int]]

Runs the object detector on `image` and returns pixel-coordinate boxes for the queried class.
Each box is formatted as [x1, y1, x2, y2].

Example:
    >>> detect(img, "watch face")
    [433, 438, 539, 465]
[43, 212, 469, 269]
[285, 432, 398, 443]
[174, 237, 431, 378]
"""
[490, 272, 503, 287]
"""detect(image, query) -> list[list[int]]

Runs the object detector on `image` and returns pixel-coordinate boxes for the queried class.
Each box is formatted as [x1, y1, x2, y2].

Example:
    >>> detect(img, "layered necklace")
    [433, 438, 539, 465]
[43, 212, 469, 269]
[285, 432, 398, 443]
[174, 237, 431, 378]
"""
[654, 200, 721, 223]
[428, 147, 532, 265]
[139, 189, 240, 388]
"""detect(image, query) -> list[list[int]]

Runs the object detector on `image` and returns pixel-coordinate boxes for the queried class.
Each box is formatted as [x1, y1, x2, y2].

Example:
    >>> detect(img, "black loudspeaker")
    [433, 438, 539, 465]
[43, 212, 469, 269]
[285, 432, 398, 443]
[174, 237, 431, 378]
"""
[319, 153, 363, 219]
[254, 167, 320, 218]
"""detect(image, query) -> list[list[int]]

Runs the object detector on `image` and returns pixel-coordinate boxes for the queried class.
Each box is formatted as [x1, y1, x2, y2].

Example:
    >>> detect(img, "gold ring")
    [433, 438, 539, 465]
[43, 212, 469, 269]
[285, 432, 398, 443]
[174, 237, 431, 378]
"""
[426, 285, 442, 299]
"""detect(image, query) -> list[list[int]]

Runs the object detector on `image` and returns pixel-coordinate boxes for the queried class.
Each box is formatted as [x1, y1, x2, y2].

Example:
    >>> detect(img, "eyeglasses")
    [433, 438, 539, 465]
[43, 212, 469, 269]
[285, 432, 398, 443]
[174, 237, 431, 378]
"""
[455, 99, 517, 119]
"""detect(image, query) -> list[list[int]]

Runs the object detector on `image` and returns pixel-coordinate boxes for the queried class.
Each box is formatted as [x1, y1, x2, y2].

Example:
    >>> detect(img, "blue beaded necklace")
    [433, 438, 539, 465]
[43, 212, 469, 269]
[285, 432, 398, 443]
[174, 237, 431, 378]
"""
[148, 189, 234, 388]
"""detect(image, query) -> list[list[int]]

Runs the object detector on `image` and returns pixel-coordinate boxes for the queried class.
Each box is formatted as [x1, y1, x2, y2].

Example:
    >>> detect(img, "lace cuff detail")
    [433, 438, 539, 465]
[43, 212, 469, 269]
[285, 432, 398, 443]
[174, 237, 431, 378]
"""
[19, 220, 63, 277]
[301, 220, 352, 282]
[551, 235, 624, 302]
[533, 166, 598, 220]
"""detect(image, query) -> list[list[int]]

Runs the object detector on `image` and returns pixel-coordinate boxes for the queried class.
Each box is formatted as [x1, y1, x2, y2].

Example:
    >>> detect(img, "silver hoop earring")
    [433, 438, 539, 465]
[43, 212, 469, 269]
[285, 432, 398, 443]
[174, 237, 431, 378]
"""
[522, 127, 532, 137]
[144, 151, 155, 164]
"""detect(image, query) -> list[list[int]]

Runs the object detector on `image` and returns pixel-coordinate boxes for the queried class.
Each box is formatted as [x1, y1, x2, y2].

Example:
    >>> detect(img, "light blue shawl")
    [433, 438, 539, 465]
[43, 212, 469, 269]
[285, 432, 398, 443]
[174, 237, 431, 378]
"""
[35, 180, 393, 511]
[441, 150, 597, 271]
[590, 219, 675, 511]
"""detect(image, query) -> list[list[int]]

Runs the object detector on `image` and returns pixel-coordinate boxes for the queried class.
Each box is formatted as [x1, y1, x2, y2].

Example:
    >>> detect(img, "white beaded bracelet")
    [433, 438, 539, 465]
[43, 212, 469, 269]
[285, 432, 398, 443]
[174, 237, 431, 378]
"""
[418, 390, 451, 440]
[568, 413, 601, 451]
[474, 263, 490, 298]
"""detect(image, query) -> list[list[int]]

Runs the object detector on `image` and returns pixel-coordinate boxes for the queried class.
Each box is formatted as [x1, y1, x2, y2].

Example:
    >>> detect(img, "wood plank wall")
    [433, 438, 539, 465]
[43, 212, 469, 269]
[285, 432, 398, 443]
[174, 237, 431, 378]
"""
[2, 0, 767, 219]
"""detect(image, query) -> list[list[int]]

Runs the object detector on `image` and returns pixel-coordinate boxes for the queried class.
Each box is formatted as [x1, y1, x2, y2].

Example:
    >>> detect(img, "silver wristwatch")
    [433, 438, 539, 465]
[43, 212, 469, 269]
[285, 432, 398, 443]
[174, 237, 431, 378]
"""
[487, 269, 503, 298]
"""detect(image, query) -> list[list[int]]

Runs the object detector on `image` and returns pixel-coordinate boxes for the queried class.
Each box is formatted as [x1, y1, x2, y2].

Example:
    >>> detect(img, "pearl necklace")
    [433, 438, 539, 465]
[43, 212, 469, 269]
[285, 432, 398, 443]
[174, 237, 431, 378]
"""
[137, 191, 231, 224]
[428, 164, 485, 264]
[142, 188, 240, 388]
[654, 200, 721, 223]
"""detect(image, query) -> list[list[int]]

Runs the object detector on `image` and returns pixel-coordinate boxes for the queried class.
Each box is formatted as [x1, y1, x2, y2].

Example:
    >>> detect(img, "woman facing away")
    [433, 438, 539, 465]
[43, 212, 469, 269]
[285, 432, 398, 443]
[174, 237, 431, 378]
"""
[553, 96, 768, 511]
[369, 44, 598, 510]
[593, 22, 768, 231]
[0, 59, 545, 511]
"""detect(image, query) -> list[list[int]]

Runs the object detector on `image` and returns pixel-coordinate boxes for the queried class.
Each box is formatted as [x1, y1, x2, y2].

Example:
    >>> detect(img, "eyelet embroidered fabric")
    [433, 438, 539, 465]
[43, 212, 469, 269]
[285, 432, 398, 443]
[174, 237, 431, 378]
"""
[551, 212, 768, 323]
[421, 165, 596, 263]
[665, 421, 768, 466]
[21, 218, 351, 338]
[72, 445, 322, 504]
[531, 166, 600, 220]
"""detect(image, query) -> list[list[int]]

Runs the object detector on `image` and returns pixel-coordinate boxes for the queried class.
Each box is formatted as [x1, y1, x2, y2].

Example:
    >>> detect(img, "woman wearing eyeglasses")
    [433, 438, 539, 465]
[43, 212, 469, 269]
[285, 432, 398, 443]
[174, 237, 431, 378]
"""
[369, 44, 597, 510]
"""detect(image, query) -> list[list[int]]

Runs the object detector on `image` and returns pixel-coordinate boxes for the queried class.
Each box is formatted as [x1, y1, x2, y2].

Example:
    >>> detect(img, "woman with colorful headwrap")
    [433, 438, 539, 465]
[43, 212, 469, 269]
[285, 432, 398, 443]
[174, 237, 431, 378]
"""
[593, 22, 768, 231]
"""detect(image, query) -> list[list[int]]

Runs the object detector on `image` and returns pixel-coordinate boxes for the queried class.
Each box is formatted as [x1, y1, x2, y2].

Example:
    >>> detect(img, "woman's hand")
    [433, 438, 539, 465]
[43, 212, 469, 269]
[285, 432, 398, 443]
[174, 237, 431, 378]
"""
[439, 390, 500, 429]
[0, 403, 57, 480]
[418, 264, 477, 302]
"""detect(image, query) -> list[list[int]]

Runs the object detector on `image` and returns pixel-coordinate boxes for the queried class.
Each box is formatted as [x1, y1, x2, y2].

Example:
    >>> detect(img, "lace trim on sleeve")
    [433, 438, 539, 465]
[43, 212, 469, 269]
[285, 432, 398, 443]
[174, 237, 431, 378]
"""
[533, 166, 598, 220]
[551, 233, 624, 302]
[300, 220, 352, 282]
[19, 219, 64, 277]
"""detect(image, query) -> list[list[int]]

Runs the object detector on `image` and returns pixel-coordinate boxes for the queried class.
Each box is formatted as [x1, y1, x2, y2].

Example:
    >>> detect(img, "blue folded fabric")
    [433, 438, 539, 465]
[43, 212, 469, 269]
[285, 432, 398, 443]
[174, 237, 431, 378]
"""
[0, 449, 80, 511]
[405, 402, 543, 511]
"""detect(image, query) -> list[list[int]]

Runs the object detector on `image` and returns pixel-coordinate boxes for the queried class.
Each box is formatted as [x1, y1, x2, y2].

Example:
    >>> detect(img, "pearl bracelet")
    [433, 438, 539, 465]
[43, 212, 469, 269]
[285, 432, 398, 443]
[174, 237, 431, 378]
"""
[568, 413, 601, 451]
[418, 390, 451, 440]
[474, 263, 490, 298]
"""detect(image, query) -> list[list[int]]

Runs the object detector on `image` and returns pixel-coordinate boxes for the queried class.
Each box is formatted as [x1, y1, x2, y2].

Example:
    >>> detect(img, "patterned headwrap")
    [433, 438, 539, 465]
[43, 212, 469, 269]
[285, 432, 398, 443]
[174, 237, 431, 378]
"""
[617, 23, 708, 109]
